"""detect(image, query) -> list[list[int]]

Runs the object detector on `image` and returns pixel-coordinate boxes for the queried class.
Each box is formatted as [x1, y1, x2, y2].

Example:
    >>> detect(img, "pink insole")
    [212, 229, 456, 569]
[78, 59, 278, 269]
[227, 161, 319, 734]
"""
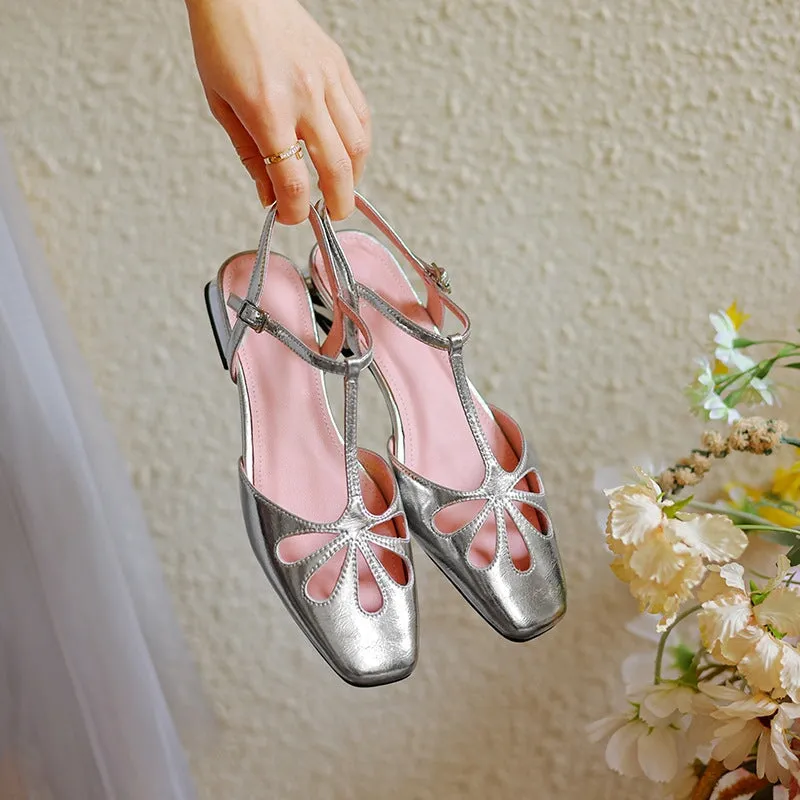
[222, 253, 406, 610]
[313, 233, 542, 570]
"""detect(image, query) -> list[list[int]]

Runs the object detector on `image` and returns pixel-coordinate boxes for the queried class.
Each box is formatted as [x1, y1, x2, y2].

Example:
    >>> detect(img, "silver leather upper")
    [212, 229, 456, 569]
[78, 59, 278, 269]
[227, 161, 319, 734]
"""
[208, 205, 418, 686]
[313, 193, 566, 641]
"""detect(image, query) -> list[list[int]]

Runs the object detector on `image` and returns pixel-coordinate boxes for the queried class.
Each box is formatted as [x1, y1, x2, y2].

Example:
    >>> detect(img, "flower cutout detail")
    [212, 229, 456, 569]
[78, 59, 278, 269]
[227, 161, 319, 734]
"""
[277, 514, 410, 613]
[432, 469, 549, 572]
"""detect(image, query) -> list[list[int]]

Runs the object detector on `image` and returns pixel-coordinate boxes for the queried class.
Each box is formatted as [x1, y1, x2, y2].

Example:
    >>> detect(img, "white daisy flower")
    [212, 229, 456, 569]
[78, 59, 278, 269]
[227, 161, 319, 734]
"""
[711, 308, 756, 372]
[702, 391, 741, 424]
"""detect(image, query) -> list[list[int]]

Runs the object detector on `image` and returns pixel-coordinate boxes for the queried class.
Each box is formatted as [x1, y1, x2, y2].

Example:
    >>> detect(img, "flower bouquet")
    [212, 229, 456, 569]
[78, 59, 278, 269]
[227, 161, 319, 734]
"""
[590, 305, 800, 800]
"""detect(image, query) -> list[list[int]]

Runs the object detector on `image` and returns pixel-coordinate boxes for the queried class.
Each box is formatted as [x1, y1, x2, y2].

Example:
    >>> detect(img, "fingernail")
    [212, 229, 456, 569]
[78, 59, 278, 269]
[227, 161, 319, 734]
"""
[256, 181, 269, 208]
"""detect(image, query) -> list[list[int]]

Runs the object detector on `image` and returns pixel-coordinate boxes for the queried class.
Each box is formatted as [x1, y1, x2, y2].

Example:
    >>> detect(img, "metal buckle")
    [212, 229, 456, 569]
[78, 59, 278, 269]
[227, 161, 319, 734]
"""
[235, 298, 270, 332]
[424, 261, 451, 294]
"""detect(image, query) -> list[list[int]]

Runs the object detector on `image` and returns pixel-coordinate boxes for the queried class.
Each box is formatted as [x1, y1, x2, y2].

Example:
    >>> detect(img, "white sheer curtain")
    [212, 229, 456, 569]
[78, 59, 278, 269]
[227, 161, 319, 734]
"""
[0, 139, 213, 799]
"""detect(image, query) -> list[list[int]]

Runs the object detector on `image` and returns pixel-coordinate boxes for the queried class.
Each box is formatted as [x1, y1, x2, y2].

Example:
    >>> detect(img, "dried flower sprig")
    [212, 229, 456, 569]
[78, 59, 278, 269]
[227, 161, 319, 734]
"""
[657, 417, 789, 496]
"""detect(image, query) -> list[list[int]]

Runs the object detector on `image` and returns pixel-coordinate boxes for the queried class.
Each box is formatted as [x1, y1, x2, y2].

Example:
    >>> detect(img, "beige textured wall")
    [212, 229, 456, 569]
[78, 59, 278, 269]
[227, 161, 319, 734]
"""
[2, 1, 799, 798]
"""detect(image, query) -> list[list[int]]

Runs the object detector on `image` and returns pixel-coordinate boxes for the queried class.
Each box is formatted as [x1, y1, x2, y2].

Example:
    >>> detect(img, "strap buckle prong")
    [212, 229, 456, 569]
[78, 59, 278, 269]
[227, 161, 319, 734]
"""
[228, 295, 270, 333]
[423, 261, 451, 294]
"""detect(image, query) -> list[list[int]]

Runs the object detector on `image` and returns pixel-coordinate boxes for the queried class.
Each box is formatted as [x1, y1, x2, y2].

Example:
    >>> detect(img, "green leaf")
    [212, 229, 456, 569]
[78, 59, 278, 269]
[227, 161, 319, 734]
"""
[724, 388, 746, 407]
[784, 362, 800, 369]
[754, 358, 777, 379]
[787, 543, 800, 566]
[670, 643, 696, 674]
[664, 494, 694, 518]
[751, 590, 769, 606]
[732, 337, 756, 348]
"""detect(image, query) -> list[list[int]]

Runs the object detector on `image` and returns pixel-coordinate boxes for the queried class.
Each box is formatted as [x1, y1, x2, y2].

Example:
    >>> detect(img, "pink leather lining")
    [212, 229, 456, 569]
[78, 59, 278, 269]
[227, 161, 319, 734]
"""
[222, 253, 405, 610]
[313, 233, 542, 570]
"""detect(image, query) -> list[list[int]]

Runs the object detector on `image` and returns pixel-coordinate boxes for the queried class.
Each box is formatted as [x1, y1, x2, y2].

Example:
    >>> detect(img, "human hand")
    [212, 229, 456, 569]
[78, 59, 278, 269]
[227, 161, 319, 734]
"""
[185, 0, 371, 223]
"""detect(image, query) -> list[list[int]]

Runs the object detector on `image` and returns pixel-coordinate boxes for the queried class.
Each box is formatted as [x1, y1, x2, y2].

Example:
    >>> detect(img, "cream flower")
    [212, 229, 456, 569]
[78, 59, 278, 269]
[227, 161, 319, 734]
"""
[587, 710, 685, 783]
[605, 476, 748, 629]
[606, 475, 665, 546]
[699, 558, 800, 701]
[699, 683, 800, 786]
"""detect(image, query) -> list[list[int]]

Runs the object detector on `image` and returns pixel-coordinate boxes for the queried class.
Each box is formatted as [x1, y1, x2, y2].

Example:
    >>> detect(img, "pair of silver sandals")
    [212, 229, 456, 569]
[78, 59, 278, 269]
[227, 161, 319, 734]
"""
[205, 193, 566, 687]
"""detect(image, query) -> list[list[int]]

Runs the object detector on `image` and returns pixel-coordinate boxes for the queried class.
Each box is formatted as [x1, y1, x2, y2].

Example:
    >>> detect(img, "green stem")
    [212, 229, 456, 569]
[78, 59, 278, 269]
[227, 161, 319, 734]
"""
[689, 502, 800, 534]
[737, 523, 800, 536]
[655, 605, 702, 684]
[714, 348, 800, 393]
[740, 339, 800, 348]
[782, 436, 800, 448]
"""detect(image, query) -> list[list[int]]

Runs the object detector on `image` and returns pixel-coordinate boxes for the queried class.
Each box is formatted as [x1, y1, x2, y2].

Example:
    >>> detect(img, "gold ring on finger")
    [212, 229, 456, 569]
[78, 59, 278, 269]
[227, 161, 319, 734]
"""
[264, 141, 303, 165]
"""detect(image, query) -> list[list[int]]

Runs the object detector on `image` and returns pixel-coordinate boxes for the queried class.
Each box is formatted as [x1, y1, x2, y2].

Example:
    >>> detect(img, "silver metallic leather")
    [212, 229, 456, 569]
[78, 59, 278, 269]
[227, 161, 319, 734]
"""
[312, 193, 566, 642]
[206, 205, 418, 686]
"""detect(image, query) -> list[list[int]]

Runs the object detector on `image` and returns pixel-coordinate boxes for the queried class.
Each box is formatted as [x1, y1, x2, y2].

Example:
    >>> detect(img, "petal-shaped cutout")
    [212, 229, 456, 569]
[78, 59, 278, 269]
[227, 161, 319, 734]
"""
[434, 498, 488, 536]
[514, 469, 542, 494]
[358, 449, 398, 517]
[369, 541, 411, 587]
[510, 500, 549, 536]
[504, 509, 532, 572]
[306, 544, 347, 602]
[369, 515, 409, 585]
[468, 507, 500, 568]
[357, 549, 383, 612]
[277, 531, 338, 564]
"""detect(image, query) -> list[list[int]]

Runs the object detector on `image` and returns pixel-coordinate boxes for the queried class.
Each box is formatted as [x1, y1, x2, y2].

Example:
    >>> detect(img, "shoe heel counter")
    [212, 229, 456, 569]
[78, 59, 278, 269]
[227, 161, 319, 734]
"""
[204, 280, 230, 371]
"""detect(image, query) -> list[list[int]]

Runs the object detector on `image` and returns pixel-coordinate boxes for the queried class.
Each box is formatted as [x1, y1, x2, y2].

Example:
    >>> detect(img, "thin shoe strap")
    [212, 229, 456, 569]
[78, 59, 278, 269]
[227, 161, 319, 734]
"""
[315, 194, 471, 349]
[222, 205, 373, 376]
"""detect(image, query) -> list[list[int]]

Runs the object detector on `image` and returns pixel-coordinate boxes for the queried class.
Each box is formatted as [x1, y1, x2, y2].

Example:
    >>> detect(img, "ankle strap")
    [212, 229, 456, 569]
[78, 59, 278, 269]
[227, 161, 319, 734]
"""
[315, 193, 471, 350]
[220, 205, 373, 377]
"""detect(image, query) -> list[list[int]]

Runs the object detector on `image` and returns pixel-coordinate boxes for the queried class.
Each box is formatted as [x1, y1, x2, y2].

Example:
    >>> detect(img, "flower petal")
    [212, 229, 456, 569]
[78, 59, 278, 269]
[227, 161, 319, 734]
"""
[779, 642, 800, 703]
[698, 596, 753, 658]
[629, 534, 691, 583]
[739, 631, 785, 696]
[755, 587, 800, 638]
[697, 563, 747, 602]
[669, 514, 748, 563]
[587, 712, 629, 743]
[606, 484, 664, 546]
[606, 720, 647, 778]
[712, 719, 762, 770]
[642, 685, 696, 720]
[771, 707, 800, 774]
[637, 725, 679, 783]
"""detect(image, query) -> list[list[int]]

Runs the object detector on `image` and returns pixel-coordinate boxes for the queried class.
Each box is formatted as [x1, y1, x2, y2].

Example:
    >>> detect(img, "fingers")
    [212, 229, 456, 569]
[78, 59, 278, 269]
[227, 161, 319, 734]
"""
[211, 71, 370, 223]
[339, 67, 372, 155]
[207, 93, 275, 207]
[325, 82, 370, 186]
[236, 104, 310, 224]
[300, 109, 354, 221]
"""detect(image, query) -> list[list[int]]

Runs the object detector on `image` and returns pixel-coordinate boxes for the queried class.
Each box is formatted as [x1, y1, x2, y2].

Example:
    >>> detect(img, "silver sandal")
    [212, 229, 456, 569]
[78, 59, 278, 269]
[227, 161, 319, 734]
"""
[309, 194, 566, 642]
[205, 204, 417, 686]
